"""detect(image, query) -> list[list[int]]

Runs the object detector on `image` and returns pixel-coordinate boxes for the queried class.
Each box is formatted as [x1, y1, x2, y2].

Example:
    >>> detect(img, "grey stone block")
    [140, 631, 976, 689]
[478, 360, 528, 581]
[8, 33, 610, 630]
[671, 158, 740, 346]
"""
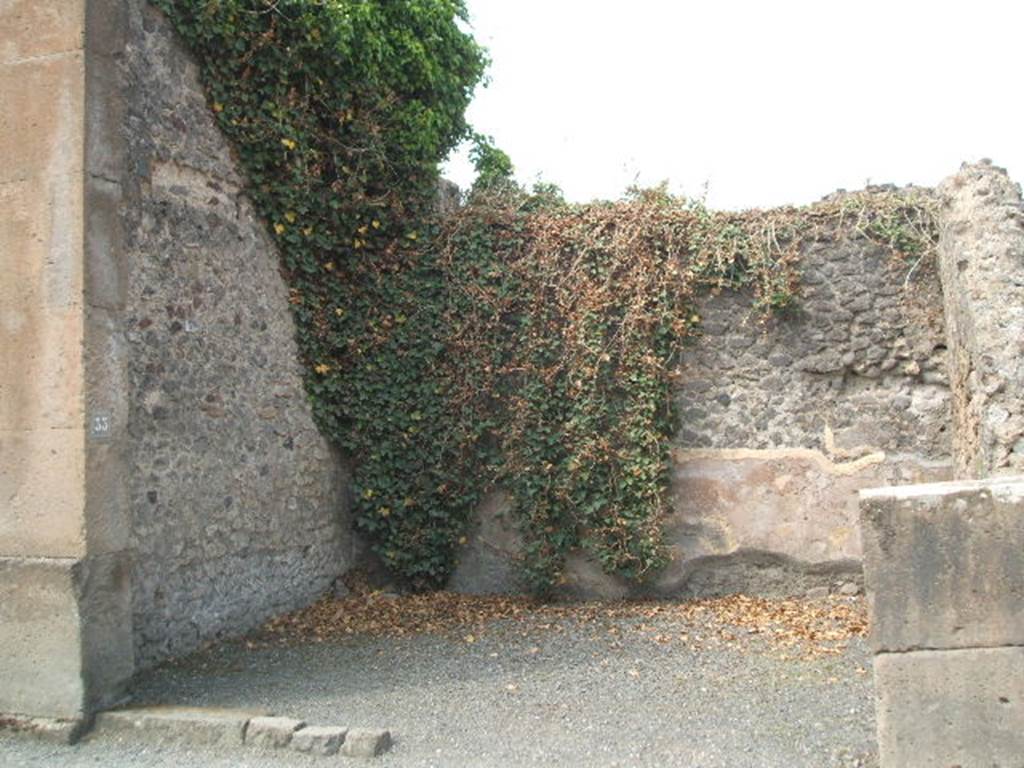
[0, 558, 88, 720]
[244, 716, 305, 749]
[449, 490, 527, 595]
[92, 706, 267, 746]
[85, 0, 129, 57]
[291, 725, 347, 755]
[0, 716, 87, 745]
[860, 477, 1024, 652]
[0, 555, 133, 720]
[874, 646, 1024, 768]
[75, 553, 135, 714]
[342, 728, 392, 757]
[83, 176, 127, 311]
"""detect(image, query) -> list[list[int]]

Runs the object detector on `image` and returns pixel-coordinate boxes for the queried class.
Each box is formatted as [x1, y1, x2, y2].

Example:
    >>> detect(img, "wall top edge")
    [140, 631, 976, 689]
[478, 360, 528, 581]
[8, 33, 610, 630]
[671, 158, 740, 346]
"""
[859, 475, 1024, 503]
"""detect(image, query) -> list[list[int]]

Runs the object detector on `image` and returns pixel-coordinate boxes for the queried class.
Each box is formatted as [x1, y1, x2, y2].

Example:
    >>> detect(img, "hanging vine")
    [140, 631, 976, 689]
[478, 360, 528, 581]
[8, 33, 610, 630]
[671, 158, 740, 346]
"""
[159, 0, 938, 593]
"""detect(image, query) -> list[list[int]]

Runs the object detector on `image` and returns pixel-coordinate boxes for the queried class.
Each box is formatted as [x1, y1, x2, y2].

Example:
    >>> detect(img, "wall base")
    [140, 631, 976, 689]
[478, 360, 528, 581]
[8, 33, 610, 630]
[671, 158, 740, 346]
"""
[0, 556, 133, 721]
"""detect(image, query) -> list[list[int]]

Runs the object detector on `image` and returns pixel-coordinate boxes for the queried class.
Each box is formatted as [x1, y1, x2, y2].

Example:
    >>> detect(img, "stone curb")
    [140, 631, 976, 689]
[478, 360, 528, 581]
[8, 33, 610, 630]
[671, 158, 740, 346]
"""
[340, 728, 393, 758]
[91, 706, 392, 758]
[0, 715, 89, 745]
[245, 716, 306, 748]
[93, 706, 269, 746]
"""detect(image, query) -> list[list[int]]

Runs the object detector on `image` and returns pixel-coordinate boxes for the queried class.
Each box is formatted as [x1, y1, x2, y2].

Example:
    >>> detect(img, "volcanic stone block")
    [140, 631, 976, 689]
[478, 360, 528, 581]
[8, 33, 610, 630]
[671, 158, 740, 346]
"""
[93, 706, 268, 746]
[244, 716, 305, 749]
[860, 476, 1024, 652]
[342, 728, 393, 757]
[937, 161, 1024, 478]
[874, 646, 1024, 768]
[291, 725, 347, 755]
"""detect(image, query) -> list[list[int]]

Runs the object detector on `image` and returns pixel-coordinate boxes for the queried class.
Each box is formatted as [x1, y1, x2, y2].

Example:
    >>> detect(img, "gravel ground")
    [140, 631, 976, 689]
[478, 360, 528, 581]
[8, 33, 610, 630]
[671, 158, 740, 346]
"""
[1, 598, 878, 768]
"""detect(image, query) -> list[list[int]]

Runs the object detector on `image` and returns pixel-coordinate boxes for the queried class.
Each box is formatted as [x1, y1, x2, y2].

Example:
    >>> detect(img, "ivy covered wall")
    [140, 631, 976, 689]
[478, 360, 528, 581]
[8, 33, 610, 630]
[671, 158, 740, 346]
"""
[154, 0, 950, 599]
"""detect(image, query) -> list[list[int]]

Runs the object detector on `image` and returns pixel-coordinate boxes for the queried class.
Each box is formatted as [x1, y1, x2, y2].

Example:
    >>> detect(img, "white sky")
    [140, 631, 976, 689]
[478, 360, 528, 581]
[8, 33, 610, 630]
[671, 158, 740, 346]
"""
[442, 0, 1023, 210]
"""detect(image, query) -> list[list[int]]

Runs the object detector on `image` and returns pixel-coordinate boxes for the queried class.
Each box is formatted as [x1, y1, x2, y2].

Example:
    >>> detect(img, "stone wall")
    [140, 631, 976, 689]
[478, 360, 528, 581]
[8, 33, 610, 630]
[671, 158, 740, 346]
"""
[860, 477, 1024, 767]
[453, 208, 954, 598]
[119, 2, 352, 667]
[663, 225, 952, 595]
[936, 161, 1024, 478]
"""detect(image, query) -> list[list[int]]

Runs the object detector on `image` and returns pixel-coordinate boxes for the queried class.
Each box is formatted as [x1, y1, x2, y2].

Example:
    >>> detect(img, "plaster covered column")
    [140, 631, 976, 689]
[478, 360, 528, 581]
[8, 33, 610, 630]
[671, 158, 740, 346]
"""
[0, 0, 134, 728]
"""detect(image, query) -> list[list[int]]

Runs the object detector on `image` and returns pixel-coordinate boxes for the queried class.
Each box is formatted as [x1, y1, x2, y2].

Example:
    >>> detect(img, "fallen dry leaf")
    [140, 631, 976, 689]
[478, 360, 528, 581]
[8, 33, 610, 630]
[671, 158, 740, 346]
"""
[255, 573, 868, 660]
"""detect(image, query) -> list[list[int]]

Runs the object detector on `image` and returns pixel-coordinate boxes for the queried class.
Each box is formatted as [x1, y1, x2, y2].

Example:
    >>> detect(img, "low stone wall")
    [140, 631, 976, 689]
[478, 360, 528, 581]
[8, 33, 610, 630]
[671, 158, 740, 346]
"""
[936, 161, 1024, 478]
[860, 477, 1024, 767]
[452, 217, 953, 597]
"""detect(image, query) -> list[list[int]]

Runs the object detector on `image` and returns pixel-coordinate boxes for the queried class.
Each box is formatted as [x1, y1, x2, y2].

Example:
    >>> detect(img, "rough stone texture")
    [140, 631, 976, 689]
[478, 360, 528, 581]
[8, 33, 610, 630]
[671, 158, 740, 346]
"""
[243, 716, 305, 749]
[665, 227, 952, 592]
[936, 161, 1024, 479]
[291, 725, 347, 756]
[92, 706, 267, 747]
[118, 2, 352, 666]
[873, 647, 1024, 768]
[342, 728, 393, 758]
[675, 239, 950, 455]
[860, 476, 1024, 653]
[452, 225, 953, 597]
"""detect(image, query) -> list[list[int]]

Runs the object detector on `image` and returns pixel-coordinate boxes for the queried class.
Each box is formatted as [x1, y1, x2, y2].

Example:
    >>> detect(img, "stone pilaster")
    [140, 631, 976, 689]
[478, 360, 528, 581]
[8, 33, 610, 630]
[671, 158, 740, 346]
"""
[0, 0, 134, 727]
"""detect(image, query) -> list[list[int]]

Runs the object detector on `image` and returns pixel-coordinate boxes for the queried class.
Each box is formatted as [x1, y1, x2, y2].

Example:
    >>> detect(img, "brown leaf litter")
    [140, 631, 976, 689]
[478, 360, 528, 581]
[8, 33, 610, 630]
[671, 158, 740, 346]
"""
[257, 578, 868, 660]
